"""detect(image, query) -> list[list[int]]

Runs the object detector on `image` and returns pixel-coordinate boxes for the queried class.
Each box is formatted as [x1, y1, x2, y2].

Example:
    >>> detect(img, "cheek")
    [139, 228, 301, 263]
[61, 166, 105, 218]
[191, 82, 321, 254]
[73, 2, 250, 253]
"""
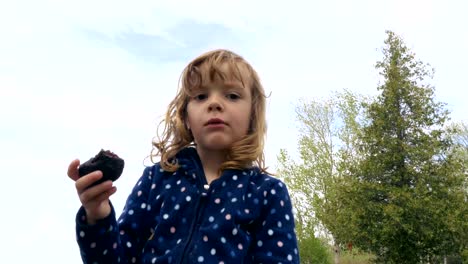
[186, 117, 198, 132]
[186, 115, 201, 135]
[185, 104, 196, 128]
[240, 106, 253, 133]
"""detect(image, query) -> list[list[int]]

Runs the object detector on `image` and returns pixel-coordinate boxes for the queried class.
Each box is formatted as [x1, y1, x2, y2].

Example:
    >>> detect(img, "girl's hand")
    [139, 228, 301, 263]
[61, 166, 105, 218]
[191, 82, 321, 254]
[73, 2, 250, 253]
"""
[68, 159, 117, 225]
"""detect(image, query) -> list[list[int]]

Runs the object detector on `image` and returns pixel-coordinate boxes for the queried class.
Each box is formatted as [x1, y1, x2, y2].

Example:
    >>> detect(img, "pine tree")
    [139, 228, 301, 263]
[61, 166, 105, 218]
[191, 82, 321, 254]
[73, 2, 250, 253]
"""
[350, 31, 466, 263]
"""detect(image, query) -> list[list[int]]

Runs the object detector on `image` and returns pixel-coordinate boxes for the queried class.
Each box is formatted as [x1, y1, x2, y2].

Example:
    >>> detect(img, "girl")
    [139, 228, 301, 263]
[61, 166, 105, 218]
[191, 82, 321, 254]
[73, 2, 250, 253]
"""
[68, 49, 300, 263]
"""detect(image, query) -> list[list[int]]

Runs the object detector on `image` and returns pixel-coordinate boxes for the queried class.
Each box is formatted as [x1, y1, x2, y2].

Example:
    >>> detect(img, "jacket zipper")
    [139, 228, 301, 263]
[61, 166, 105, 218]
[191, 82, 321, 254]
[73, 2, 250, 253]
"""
[177, 170, 210, 263]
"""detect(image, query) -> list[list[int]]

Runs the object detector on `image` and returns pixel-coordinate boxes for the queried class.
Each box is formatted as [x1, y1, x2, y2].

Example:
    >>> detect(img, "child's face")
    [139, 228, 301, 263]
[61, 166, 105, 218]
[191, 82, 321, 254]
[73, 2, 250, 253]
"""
[186, 62, 252, 153]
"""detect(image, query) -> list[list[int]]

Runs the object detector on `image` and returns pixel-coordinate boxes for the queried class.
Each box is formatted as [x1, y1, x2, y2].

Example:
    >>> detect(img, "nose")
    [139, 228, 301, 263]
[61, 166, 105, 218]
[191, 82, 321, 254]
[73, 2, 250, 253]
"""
[207, 93, 224, 112]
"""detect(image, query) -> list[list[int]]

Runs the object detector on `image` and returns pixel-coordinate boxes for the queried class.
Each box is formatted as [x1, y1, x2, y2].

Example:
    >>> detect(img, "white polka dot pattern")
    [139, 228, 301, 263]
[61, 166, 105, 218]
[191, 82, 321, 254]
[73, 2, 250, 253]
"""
[75, 147, 299, 263]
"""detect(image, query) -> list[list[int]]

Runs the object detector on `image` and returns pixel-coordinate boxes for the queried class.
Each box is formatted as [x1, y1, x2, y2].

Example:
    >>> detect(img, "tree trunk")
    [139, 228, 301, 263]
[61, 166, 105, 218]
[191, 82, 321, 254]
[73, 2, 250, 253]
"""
[334, 242, 340, 264]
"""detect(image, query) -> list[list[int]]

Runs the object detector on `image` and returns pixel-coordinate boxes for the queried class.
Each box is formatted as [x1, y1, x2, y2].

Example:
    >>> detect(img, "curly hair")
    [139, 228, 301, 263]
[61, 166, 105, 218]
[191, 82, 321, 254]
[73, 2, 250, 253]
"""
[151, 49, 268, 174]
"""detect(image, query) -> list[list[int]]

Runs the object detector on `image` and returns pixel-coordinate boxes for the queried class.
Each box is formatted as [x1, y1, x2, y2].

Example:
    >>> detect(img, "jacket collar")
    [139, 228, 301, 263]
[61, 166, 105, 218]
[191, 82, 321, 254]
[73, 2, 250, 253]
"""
[174, 147, 204, 177]
[174, 147, 260, 181]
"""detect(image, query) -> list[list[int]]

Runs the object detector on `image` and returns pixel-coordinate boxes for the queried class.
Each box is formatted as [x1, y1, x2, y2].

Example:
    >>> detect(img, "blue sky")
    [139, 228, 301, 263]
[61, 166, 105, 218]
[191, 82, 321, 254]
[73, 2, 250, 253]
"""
[1, 0, 467, 263]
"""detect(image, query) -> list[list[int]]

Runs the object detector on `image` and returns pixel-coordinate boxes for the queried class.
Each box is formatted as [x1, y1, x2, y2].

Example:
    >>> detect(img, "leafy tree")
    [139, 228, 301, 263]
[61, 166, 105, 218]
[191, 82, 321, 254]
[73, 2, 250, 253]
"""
[277, 90, 367, 258]
[445, 121, 468, 262]
[449, 122, 468, 165]
[279, 32, 468, 263]
[278, 30, 467, 263]
[347, 31, 467, 263]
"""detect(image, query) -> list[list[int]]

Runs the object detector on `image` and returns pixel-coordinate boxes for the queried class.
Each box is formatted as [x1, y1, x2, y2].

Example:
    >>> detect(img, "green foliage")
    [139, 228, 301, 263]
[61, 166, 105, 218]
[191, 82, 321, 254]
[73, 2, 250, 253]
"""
[278, 30, 467, 263]
[298, 235, 333, 264]
[277, 89, 368, 244]
[446, 121, 468, 258]
[339, 249, 375, 264]
[448, 122, 468, 173]
[347, 31, 467, 262]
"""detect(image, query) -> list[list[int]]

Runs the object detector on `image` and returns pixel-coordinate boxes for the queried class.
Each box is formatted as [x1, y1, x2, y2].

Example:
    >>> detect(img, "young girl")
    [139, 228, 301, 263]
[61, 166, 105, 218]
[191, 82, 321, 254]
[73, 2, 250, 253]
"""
[68, 49, 300, 263]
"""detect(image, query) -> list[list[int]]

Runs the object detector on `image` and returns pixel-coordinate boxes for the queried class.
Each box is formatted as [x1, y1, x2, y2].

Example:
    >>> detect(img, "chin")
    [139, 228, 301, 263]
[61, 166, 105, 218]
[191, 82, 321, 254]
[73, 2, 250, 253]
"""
[199, 138, 233, 151]
[206, 142, 231, 151]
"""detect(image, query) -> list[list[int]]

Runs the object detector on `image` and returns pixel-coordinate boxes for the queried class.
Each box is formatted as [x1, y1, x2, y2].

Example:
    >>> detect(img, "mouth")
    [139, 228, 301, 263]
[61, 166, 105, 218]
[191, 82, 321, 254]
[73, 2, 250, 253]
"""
[205, 118, 227, 126]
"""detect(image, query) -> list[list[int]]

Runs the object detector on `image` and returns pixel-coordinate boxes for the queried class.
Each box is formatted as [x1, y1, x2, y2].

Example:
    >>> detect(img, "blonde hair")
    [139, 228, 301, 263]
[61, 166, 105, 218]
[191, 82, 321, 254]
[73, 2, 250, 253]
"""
[151, 49, 268, 174]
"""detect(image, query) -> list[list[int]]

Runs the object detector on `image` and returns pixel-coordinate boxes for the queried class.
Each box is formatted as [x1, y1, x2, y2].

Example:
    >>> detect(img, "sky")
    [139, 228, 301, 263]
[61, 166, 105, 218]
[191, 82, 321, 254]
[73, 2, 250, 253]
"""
[0, 0, 467, 263]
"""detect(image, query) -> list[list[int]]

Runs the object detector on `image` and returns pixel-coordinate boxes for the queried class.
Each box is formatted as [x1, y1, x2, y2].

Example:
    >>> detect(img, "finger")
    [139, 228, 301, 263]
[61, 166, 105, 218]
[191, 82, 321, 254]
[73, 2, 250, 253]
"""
[67, 159, 81, 181]
[91, 186, 117, 204]
[75, 171, 103, 194]
[79, 180, 113, 203]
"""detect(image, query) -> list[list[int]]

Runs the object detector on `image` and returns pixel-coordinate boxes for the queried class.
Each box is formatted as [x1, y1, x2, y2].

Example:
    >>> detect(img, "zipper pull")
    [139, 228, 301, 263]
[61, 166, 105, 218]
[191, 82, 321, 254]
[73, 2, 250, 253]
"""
[201, 184, 210, 197]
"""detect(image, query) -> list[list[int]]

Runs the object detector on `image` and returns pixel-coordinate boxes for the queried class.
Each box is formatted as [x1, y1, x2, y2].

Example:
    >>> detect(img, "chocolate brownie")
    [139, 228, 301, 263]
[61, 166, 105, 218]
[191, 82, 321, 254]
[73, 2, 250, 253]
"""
[78, 149, 125, 187]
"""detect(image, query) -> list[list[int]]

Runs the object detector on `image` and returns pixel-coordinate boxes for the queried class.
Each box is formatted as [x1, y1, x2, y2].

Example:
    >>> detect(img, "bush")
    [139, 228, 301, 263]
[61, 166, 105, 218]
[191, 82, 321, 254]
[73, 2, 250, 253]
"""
[298, 235, 333, 264]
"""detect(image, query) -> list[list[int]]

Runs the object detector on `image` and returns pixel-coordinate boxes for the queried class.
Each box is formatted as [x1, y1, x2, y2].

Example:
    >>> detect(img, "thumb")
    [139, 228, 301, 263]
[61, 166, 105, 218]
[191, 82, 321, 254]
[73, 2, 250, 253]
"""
[67, 159, 81, 181]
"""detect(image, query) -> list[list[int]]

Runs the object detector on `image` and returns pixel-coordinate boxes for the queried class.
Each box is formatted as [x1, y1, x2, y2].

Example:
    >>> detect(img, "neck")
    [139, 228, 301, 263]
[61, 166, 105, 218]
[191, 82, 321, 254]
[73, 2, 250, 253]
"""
[196, 147, 227, 184]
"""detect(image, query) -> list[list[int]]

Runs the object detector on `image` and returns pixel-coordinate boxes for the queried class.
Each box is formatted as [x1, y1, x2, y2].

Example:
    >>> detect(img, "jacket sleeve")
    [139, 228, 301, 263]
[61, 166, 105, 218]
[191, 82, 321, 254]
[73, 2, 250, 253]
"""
[251, 179, 300, 263]
[75, 166, 157, 263]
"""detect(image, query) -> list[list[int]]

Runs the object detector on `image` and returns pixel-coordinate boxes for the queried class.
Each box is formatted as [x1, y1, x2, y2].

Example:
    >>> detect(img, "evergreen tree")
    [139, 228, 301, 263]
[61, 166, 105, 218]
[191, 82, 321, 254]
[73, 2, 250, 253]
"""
[350, 31, 466, 263]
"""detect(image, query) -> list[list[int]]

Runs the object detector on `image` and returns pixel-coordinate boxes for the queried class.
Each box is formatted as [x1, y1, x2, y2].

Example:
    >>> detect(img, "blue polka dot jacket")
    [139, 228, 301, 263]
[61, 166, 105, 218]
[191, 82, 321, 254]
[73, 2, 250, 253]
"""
[76, 147, 300, 263]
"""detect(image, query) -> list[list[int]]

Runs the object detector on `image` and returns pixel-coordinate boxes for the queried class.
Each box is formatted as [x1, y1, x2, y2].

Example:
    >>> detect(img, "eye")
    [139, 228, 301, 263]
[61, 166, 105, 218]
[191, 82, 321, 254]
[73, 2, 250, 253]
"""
[226, 93, 240, 100]
[193, 93, 208, 101]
